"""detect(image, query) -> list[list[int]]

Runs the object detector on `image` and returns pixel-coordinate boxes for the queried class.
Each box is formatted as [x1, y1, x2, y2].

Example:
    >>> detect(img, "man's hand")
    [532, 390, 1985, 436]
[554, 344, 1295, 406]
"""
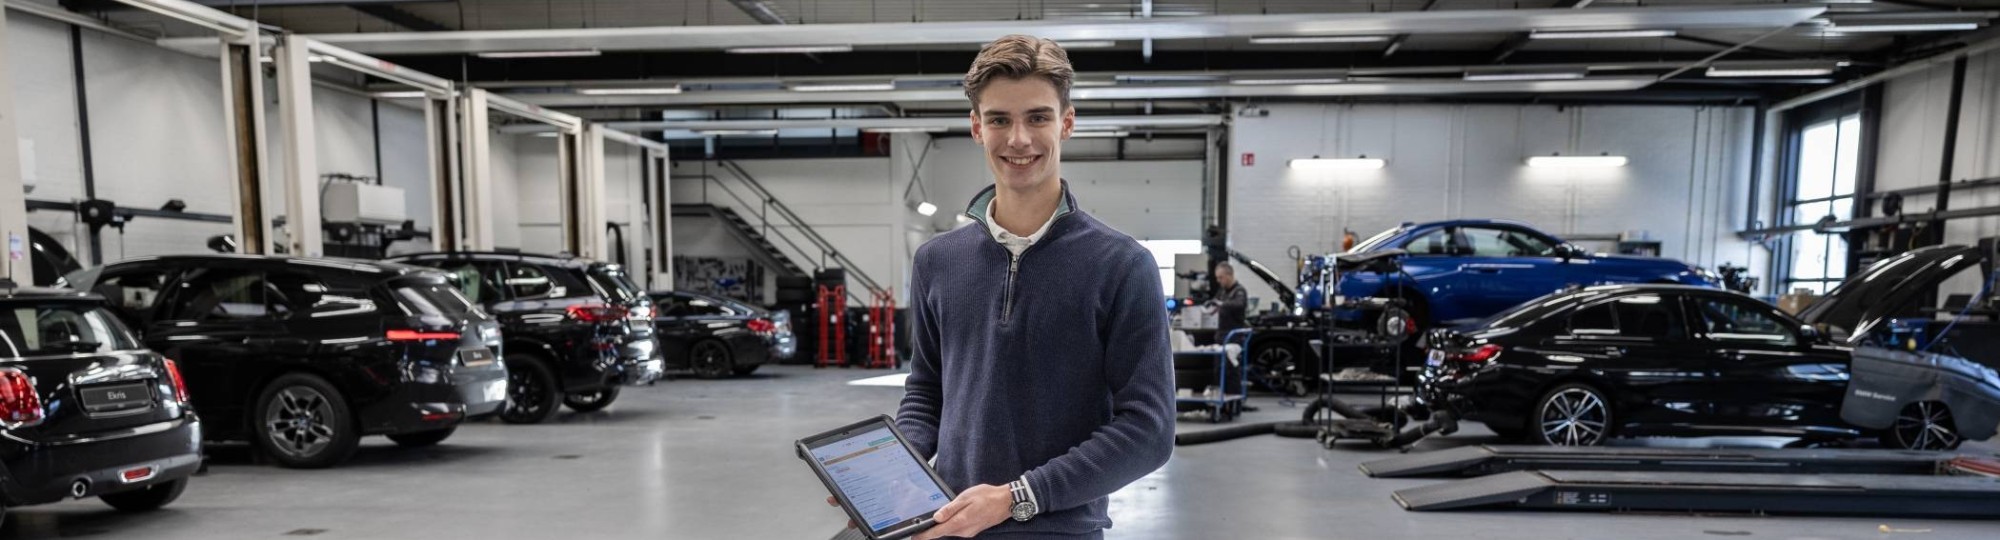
[914, 484, 1013, 540]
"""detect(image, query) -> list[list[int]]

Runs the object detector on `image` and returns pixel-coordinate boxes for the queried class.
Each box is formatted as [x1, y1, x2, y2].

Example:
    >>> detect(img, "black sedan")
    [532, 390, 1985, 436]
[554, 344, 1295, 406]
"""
[66, 255, 508, 467]
[1418, 245, 1989, 449]
[0, 284, 202, 525]
[650, 291, 776, 378]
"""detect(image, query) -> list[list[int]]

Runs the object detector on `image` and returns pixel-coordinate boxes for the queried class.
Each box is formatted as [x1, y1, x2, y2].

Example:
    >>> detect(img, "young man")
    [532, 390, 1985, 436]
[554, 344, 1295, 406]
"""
[898, 35, 1175, 539]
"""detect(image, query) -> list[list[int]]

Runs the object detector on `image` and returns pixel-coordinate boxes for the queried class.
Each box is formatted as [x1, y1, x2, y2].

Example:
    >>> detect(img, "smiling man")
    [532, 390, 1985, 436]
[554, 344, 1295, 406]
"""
[894, 35, 1175, 540]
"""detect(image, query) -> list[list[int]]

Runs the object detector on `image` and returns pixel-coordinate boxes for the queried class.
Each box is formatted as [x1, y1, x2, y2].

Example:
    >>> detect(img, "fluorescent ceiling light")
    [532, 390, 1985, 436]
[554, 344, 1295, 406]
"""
[1116, 74, 1222, 83]
[1706, 61, 1838, 77]
[1464, 68, 1588, 81]
[790, 82, 896, 92]
[1826, 22, 1980, 33]
[1248, 35, 1392, 44]
[916, 202, 938, 216]
[1059, 40, 1117, 48]
[308, 54, 330, 62]
[1529, 29, 1678, 39]
[864, 127, 948, 133]
[370, 91, 427, 99]
[727, 45, 854, 54]
[576, 85, 684, 95]
[476, 49, 602, 59]
[695, 129, 779, 136]
[533, 132, 561, 138]
[1290, 158, 1386, 170]
[1527, 155, 1628, 168]
[1231, 77, 1347, 85]
[1070, 131, 1130, 138]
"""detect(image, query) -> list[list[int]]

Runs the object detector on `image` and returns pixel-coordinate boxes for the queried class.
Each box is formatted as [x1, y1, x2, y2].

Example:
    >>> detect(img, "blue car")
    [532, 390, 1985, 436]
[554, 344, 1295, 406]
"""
[1336, 220, 1718, 331]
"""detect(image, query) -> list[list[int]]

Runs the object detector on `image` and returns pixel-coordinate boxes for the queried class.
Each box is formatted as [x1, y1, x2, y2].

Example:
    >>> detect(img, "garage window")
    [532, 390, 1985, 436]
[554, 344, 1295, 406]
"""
[1784, 113, 1862, 295]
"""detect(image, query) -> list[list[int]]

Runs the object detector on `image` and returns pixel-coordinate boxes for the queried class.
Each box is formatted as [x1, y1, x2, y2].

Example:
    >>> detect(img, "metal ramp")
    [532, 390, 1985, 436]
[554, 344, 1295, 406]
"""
[1360, 444, 1964, 478]
[1393, 470, 2000, 518]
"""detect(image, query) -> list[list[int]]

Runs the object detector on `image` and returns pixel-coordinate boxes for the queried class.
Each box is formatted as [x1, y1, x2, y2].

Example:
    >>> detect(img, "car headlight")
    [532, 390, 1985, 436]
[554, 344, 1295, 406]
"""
[1693, 266, 1720, 283]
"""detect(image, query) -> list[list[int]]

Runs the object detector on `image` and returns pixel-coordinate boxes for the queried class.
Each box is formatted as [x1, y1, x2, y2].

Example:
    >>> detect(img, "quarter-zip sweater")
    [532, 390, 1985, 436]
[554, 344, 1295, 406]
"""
[897, 182, 1175, 538]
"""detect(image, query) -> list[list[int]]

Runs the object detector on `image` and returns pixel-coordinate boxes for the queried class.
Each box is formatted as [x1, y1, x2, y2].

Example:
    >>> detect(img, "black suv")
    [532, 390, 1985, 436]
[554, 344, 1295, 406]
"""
[0, 283, 203, 525]
[66, 256, 507, 468]
[387, 253, 662, 423]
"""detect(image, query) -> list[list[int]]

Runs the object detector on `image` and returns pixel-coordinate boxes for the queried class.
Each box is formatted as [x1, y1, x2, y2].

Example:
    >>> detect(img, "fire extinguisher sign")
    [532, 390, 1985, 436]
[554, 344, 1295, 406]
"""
[1241, 153, 1255, 167]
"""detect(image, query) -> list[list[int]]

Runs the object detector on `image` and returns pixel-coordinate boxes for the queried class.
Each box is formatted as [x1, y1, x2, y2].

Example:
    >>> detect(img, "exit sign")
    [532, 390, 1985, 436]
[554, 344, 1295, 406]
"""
[1241, 153, 1255, 167]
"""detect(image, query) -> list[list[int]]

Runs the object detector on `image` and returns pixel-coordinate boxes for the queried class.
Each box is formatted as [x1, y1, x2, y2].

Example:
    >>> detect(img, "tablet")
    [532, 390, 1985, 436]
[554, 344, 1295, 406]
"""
[797, 415, 956, 540]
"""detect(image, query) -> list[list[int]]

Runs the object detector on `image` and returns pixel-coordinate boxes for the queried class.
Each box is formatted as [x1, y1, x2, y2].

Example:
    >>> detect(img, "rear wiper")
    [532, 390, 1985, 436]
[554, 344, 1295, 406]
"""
[40, 341, 104, 353]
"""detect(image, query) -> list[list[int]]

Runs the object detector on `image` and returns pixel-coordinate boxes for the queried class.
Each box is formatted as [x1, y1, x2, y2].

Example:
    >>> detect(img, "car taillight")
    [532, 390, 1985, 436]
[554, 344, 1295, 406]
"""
[162, 358, 192, 405]
[747, 318, 775, 334]
[1450, 344, 1504, 363]
[386, 329, 462, 342]
[0, 368, 45, 428]
[567, 304, 629, 324]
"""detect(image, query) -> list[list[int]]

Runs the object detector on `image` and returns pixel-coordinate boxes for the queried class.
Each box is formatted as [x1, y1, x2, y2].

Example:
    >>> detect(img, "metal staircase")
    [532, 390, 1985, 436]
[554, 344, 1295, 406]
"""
[670, 160, 885, 303]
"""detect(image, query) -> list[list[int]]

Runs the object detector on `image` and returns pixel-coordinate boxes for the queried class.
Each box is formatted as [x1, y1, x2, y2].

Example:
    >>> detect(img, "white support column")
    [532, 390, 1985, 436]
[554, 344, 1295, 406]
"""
[272, 35, 322, 256]
[556, 130, 579, 256]
[218, 35, 272, 254]
[0, 7, 30, 283]
[577, 124, 609, 260]
[458, 89, 495, 250]
[424, 96, 459, 251]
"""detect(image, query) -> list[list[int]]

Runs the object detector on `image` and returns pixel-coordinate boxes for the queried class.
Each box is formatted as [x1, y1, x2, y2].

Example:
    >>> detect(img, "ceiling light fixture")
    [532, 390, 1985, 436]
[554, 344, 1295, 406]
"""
[1058, 40, 1118, 48]
[370, 91, 427, 99]
[1289, 156, 1387, 170]
[1825, 22, 1981, 33]
[790, 82, 897, 92]
[1464, 68, 1589, 81]
[1230, 77, 1348, 85]
[1069, 131, 1131, 138]
[864, 127, 949, 133]
[475, 49, 603, 59]
[1706, 61, 1839, 77]
[696, 129, 780, 136]
[726, 45, 854, 54]
[576, 85, 685, 95]
[1529, 29, 1678, 39]
[1248, 35, 1392, 44]
[1527, 154, 1628, 168]
[1115, 74, 1223, 83]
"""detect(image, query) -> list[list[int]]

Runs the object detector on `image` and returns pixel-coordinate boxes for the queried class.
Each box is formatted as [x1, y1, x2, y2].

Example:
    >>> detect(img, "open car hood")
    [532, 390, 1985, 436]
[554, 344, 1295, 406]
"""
[1228, 249, 1296, 309]
[1799, 245, 1985, 344]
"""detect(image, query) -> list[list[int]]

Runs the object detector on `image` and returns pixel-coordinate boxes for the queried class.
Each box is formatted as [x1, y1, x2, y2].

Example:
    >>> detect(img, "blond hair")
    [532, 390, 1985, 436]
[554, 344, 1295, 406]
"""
[964, 35, 1074, 110]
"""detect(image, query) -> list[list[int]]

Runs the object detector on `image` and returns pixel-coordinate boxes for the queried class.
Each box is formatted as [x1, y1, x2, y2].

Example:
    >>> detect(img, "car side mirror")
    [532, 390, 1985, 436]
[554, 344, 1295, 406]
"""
[1557, 244, 1586, 261]
[1799, 324, 1824, 343]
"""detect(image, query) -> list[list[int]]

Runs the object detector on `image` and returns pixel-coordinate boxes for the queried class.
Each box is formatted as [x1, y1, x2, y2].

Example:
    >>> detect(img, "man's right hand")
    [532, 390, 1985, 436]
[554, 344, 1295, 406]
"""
[827, 496, 857, 530]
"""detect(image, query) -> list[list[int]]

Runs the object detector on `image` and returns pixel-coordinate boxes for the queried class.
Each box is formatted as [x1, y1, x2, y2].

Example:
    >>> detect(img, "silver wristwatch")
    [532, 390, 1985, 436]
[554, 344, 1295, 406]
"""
[1008, 479, 1039, 522]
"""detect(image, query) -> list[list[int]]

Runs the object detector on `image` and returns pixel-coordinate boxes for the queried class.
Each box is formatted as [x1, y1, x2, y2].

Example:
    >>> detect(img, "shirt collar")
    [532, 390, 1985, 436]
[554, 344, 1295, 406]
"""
[966, 180, 1074, 245]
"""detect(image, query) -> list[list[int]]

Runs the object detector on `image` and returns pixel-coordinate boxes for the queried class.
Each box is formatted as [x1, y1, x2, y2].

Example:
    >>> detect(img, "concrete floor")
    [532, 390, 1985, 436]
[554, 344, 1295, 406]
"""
[9, 365, 1999, 539]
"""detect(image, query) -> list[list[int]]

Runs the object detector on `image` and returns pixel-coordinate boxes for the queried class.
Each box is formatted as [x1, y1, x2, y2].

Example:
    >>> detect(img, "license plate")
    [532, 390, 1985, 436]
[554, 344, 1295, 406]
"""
[483, 379, 507, 403]
[459, 348, 496, 367]
[1426, 349, 1446, 367]
[79, 382, 154, 415]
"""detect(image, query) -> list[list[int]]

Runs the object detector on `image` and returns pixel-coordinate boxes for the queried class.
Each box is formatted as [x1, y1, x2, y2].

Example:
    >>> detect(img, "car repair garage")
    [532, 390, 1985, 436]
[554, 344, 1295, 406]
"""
[0, 0, 1997, 538]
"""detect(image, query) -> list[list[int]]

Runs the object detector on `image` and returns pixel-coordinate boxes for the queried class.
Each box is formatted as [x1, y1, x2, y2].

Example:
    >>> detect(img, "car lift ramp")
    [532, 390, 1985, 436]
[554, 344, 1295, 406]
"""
[1392, 470, 2000, 518]
[1360, 444, 1967, 478]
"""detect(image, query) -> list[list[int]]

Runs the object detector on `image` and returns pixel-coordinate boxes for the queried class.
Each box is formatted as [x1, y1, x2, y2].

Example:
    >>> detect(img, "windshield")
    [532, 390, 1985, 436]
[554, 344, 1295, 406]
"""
[0, 302, 142, 357]
[1348, 226, 1406, 254]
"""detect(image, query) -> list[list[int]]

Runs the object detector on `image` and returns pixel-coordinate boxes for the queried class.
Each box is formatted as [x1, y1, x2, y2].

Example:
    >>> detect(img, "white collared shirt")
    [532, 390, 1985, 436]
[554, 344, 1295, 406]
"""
[984, 199, 1059, 258]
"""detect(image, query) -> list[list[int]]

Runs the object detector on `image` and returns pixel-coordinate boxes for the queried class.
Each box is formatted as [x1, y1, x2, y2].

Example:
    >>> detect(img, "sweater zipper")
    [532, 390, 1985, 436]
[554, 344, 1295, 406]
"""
[996, 212, 1075, 325]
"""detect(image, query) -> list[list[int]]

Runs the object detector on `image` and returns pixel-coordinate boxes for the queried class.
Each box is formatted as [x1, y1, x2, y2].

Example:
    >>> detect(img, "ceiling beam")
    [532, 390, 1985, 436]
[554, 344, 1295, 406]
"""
[350, 4, 451, 32]
[482, 77, 1661, 108]
[1669, 34, 1802, 60]
[1492, 0, 1590, 63]
[1381, 0, 1443, 58]
[293, 5, 1825, 56]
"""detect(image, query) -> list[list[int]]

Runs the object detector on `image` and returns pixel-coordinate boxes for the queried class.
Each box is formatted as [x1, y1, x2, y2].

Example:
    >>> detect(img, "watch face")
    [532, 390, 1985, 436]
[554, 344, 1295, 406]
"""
[1011, 501, 1035, 521]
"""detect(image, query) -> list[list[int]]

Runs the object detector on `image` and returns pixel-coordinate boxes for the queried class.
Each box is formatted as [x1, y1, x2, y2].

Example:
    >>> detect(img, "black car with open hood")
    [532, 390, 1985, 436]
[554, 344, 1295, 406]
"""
[1798, 244, 1988, 345]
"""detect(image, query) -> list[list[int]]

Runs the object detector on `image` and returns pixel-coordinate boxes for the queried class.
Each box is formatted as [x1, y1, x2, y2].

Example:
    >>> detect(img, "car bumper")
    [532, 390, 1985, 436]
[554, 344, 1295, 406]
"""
[0, 415, 203, 507]
[453, 360, 510, 419]
[618, 338, 664, 386]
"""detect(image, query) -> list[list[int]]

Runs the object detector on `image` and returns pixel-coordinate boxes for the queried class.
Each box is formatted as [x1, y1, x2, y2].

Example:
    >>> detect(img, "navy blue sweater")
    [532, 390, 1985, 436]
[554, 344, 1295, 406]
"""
[897, 183, 1175, 538]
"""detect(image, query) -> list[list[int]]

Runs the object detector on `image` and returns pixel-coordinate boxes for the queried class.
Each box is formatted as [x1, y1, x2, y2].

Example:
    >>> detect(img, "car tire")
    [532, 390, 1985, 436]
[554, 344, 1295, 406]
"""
[690, 340, 735, 379]
[252, 373, 361, 469]
[99, 477, 188, 512]
[563, 386, 622, 412]
[732, 365, 761, 376]
[500, 355, 562, 424]
[386, 427, 456, 447]
[1881, 401, 1963, 450]
[1530, 383, 1614, 447]
[1248, 339, 1310, 397]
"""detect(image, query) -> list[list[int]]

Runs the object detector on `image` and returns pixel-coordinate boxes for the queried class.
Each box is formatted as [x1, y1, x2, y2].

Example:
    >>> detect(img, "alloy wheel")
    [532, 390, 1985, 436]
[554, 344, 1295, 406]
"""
[508, 368, 550, 418]
[265, 386, 337, 458]
[1538, 387, 1609, 446]
[1892, 401, 1961, 450]
[1253, 346, 1310, 396]
[694, 342, 731, 378]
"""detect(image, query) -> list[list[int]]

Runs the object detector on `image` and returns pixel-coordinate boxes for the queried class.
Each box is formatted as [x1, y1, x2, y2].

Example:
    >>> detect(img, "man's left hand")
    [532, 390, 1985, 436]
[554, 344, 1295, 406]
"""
[913, 483, 1013, 540]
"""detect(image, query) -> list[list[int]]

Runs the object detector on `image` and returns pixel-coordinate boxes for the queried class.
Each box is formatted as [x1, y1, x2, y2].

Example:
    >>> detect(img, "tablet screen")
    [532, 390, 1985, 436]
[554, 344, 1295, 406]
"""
[807, 425, 951, 534]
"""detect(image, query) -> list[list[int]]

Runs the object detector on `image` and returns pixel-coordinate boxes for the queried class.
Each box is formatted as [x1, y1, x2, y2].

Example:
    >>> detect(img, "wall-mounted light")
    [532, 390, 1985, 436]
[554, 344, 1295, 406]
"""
[476, 49, 603, 59]
[1527, 154, 1629, 168]
[1289, 156, 1386, 170]
[727, 45, 854, 54]
[915, 202, 938, 216]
